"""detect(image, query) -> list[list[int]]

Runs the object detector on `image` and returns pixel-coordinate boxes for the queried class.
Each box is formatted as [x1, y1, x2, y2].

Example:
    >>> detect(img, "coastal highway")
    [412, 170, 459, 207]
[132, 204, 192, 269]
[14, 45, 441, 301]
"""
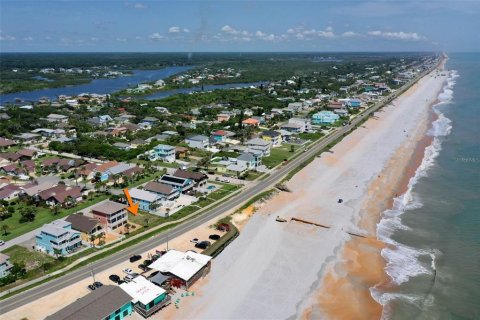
[0, 65, 435, 314]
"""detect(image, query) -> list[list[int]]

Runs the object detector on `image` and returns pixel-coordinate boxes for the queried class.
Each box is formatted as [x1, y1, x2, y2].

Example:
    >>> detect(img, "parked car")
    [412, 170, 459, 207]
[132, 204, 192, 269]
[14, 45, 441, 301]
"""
[209, 234, 221, 240]
[109, 274, 120, 283]
[93, 281, 103, 288]
[195, 241, 211, 249]
[138, 263, 151, 272]
[123, 268, 134, 275]
[190, 238, 199, 243]
[143, 259, 152, 266]
[0, 240, 5, 246]
[129, 254, 142, 263]
[124, 273, 139, 282]
[87, 284, 96, 291]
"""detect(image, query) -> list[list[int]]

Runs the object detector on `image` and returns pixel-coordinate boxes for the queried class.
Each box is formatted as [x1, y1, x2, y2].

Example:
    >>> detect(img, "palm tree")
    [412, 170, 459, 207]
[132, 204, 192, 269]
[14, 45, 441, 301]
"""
[124, 223, 131, 235]
[89, 233, 96, 247]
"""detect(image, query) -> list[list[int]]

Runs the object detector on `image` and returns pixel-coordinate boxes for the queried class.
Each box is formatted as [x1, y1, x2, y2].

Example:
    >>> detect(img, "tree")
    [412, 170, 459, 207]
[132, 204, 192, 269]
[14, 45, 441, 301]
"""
[19, 207, 36, 223]
[1, 224, 9, 236]
[124, 223, 131, 235]
[52, 203, 60, 215]
[290, 145, 295, 153]
[53, 248, 62, 259]
[89, 233, 96, 247]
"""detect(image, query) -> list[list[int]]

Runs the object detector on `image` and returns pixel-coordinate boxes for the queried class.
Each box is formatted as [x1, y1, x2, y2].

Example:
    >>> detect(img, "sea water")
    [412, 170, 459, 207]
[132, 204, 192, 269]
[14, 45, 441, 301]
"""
[372, 53, 480, 319]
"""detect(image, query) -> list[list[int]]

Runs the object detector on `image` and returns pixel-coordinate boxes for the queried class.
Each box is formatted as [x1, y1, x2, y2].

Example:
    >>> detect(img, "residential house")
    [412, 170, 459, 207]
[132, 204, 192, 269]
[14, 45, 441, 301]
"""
[113, 142, 131, 151]
[91, 201, 128, 231]
[45, 285, 133, 320]
[148, 144, 176, 163]
[37, 185, 83, 208]
[185, 135, 209, 150]
[261, 131, 282, 147]
[245, 138, 272, 156]
[65, 214, 103, 241]
[0, 253, 13, 278]
[46, 114, 69, 123]
[236, 152, 257, 169]
[175, 146, 189, 159]
[226, 163, 248, 177]
[291, 118, 312, 133]
[217, 113, 232, 122]
[0, 184, 22, 201]
[128, 188, 161, 212]
[241, 118, 260, 127]
[158, 175, 194, 194]
[144, 182, 180, 201]
[149, 249, 212, 290]
[120, 276, 171, 318]
[173, 169, 208, 187]
[103, 163, 137, 183]
[129, 139, 146, 149]
[327, 101, 345, 110]
[211, 130, 228, 143]
[35, 220, 82, 256]
[142, 117, 159, 125]
[312, 111, 340, 125]
[17, 148, 37, 160]
[13, 133, 41, 143]
[0, 137, 16, 150]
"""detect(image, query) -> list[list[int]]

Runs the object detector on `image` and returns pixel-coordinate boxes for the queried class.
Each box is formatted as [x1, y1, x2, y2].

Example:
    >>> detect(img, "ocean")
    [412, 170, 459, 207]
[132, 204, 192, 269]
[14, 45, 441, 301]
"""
[372, 53, 480, 319]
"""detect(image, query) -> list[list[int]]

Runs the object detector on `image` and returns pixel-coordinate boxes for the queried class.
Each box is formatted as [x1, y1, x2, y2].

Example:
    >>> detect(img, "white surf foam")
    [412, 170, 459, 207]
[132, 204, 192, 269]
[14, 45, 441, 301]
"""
[372, 70, 458, 310]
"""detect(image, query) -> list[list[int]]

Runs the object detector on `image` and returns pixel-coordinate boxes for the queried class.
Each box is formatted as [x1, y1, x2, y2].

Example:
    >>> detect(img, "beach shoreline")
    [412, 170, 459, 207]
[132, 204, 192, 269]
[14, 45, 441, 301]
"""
[165, 62, 449, 320]
[311, 64, 449, 320]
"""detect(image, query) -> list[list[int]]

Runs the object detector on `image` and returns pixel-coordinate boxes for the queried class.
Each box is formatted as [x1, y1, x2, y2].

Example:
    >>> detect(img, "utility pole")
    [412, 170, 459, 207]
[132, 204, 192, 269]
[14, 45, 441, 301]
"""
[91, 264, 96, 283]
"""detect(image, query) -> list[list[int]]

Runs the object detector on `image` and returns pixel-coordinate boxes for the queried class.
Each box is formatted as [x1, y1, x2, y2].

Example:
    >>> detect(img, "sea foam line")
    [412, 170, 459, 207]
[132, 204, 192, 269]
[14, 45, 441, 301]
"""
[371, 70, 458, 313]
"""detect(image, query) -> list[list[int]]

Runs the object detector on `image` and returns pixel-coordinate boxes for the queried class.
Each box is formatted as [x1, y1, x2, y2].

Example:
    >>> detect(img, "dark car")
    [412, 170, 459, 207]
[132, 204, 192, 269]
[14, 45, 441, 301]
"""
[129, 254, 142, 263]
[87, 284, 96, 291]
[93, 281, 103, 288]
[209, 234, 221, 240]
[138, 264, 151, 272]
[109, 274, 120, 283]
[195, 241, 211, 249]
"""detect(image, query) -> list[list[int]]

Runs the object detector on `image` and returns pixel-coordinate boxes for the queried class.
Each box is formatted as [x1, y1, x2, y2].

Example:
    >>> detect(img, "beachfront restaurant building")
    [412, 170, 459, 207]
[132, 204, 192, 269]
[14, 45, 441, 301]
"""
[120, 276, 171, 318]
[45, 285, 133, 320]
[149, 249, 212, 290]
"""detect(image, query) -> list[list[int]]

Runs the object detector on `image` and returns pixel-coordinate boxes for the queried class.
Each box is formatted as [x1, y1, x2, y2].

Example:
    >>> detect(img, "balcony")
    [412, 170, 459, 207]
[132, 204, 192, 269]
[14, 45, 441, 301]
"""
[134, 295, 171, 318]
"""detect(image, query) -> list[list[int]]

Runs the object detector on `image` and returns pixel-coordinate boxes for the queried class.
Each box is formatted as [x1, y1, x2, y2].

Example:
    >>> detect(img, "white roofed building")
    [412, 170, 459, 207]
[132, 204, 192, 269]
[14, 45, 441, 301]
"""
[120, 276, 171, 318]
[149, 250, 212, 289]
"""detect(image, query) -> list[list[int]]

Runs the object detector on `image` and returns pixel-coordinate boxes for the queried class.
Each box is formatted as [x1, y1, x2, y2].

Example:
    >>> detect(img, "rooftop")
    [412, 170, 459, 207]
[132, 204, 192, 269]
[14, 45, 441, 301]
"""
[91, 200, 126, 215]
[45, 285, 132, 320]
[149, 250, 212, 282]
[120, 276, 166, 306]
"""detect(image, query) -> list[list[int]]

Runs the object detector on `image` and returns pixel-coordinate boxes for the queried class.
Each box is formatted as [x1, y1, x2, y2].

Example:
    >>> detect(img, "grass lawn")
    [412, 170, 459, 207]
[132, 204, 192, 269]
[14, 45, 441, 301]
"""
[262, 144, 296, 168]
[127, 170, 165, 188]
[0, 193, 109, 242]
[244, 171, 263, 181]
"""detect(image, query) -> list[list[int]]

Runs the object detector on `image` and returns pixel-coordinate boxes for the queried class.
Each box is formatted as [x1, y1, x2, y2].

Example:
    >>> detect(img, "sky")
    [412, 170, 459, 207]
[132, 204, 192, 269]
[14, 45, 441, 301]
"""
[0, 0, 479, 52]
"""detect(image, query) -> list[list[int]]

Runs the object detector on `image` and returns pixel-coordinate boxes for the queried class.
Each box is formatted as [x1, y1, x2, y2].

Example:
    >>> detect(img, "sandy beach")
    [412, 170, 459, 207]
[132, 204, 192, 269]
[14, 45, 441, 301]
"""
[170, 65, 448, 319]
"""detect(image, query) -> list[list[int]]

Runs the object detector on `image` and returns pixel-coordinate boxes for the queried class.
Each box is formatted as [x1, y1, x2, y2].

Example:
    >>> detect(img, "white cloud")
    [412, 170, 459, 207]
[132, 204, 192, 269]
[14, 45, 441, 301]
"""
[135, 36, 142, 40]
[23, 36, 34, 41]
[0, 31, 15, 41]
[116, 37, 127, 42]
[134, 3, 147, 9]
[169, 26, 181, 33]
[255, 30, 267, 37]
[183, 28, 190, 33]
[341, 31, 359, 38]
[90, 37, 99, 41]
[148, 33, 166, 41]
[368, 30, 424, 41]
[287, 28, 295, 34]
[221, 25, 237, 34]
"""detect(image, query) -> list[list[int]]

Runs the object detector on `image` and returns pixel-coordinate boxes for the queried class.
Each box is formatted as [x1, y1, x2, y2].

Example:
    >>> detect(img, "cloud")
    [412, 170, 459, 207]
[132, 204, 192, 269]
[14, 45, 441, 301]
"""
[0, 31, 15, 41]
[183, 28, 190, 33]
[135, 36, 142, 40]
[148, 33, 166, 41]
[116, 37, 127, 42]
[221, 25, 237, 34]
[368, 30, 424, 41]
[23, 36, 34, 41]
[287, 26, 336, 39]
[341, 31, 359, 38]
[90, 37, 99, 41]
[169, 26, 181, 33]
[134, 3, 147, 9]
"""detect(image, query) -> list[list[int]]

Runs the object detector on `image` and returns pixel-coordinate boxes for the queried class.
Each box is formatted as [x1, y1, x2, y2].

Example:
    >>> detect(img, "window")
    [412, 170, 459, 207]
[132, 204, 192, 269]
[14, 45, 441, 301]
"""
[123, 310, 128, 317]
[115, 308, 121, 314]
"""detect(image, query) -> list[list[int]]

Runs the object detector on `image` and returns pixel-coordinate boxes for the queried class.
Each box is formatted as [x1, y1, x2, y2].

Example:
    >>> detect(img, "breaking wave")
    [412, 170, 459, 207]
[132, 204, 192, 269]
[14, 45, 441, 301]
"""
[371, 70, 457, 313]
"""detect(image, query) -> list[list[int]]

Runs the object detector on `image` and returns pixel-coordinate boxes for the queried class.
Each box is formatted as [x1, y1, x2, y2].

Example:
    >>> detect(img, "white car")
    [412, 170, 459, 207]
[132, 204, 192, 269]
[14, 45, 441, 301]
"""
[0, 240, 5, 246]
[124, 273, 139, 282]
[122, 268, 134, 275]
